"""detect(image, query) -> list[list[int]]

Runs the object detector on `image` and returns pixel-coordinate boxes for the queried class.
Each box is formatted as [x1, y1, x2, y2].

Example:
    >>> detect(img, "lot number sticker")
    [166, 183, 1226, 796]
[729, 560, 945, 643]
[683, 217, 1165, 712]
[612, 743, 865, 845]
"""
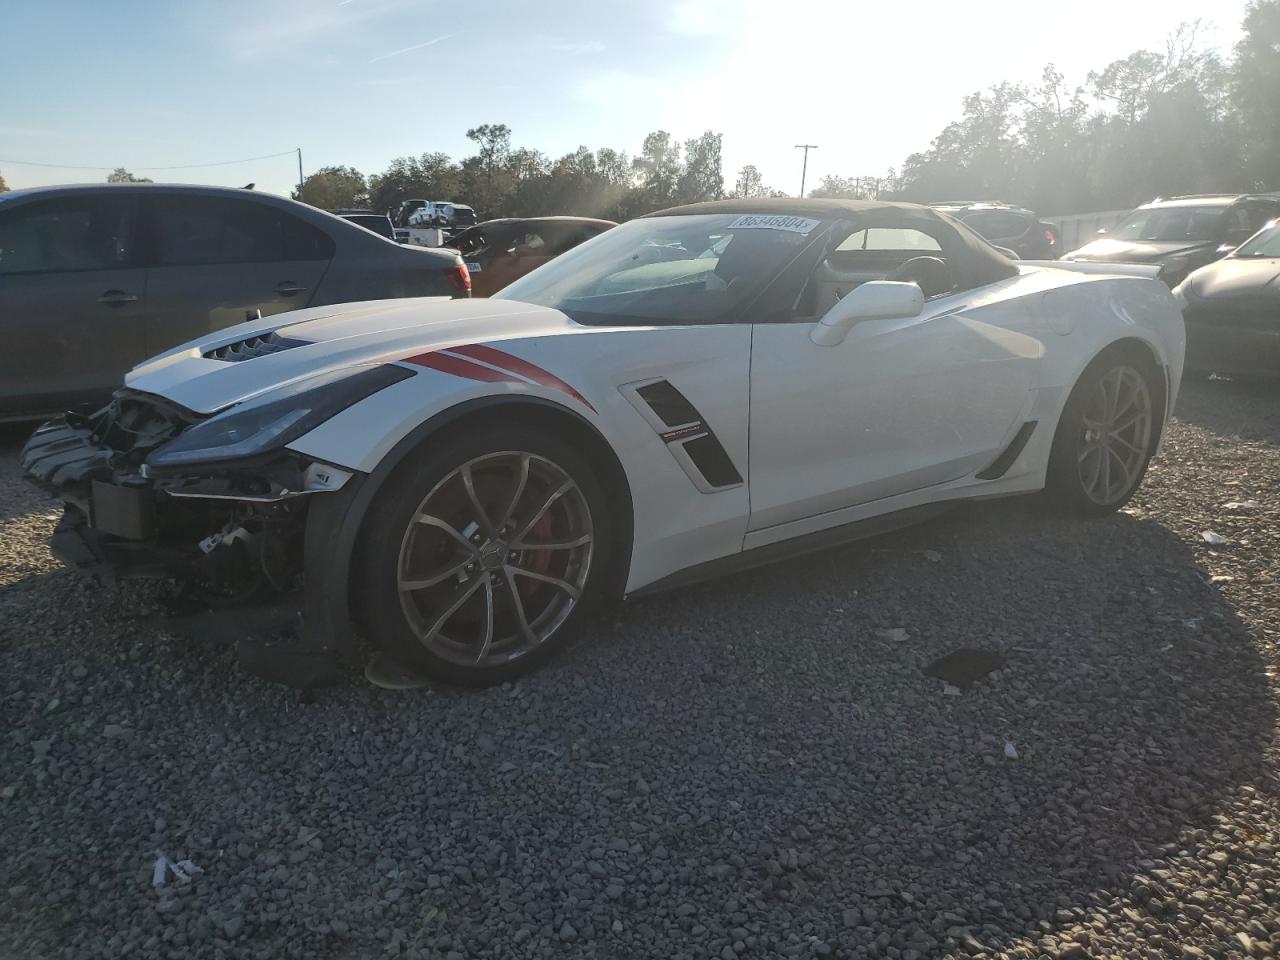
[727, 215, 820, 235]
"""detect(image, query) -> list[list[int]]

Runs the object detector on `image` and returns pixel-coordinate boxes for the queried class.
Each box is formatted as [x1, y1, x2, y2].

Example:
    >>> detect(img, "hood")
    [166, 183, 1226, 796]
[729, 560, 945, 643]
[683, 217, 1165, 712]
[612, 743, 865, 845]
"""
[1184, 256, 1280, 302]
[126, 297, 573, 414]
[1064, 237, 1216, 264]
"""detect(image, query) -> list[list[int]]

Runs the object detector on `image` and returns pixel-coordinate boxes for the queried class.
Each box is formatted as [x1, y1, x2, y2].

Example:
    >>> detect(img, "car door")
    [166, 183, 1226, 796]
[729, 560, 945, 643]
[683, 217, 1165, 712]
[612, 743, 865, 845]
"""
[0, 192, 148, 418]
[138, 194, 332, 354]
[748, 225, 1042, 536]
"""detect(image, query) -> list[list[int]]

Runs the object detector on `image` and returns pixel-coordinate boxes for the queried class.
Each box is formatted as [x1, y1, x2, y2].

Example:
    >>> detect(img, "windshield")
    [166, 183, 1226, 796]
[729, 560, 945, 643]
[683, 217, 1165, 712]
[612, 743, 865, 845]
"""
[493, 213, 824, 325]
[1108, 205, 1224, 243]
[1232, 221, 1280, 258]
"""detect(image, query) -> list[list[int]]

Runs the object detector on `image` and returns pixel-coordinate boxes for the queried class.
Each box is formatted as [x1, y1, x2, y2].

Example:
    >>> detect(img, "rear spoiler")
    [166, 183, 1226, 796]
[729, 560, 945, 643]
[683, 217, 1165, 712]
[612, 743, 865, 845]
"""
[1019, 260, 1162, 280]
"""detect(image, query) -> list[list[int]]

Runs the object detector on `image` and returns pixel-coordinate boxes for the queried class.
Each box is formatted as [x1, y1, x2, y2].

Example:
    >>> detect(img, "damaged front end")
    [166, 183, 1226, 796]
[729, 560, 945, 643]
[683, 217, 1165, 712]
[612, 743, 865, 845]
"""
[22, 365, 412, 685]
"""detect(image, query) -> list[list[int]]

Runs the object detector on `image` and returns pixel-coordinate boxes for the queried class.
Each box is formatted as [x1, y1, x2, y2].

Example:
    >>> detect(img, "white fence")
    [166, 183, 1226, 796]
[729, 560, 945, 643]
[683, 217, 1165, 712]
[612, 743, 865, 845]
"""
[1047, 209, 1129, 251]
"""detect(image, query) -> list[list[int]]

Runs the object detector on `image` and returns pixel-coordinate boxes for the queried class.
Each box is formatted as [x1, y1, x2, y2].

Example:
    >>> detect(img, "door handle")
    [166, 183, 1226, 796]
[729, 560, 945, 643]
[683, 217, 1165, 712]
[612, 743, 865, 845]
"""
[275, 282, 307, 296]
[98, 290, 138, 306]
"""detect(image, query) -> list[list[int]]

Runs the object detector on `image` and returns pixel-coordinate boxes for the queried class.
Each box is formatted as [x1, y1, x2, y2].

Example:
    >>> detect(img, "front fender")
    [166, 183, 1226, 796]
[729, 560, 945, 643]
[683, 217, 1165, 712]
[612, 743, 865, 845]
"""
[296, 393, 615, 659]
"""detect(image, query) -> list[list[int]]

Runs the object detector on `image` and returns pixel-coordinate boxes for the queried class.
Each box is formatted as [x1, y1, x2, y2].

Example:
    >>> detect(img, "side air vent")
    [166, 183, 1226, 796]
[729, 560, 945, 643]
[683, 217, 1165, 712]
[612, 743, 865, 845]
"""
[625, 378, 743, 492]
[636, 380, 701, 428]
[204, 331, 306, 362]
[682, 433, 742, 487]
[976, 421, 1037, 480]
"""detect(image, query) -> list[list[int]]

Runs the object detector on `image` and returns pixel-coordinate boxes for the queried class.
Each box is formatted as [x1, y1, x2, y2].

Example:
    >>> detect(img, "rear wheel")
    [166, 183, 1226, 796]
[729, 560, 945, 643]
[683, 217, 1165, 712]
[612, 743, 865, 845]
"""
[354, 425, 613, 685]
[1046, 347, 1163, 516]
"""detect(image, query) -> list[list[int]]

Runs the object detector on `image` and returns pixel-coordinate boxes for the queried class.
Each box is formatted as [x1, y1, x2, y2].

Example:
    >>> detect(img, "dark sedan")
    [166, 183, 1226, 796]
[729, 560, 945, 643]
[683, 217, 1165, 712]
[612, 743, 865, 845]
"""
[1174, 220, 1280, 379]
[1062, 193, 1280, 287]
[0, 184, 469, 420]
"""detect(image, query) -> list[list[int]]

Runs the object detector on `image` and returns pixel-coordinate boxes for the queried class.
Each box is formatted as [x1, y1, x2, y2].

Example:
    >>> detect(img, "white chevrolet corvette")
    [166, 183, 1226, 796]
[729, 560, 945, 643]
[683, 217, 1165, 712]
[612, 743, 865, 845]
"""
[24, 200, 1185, 686]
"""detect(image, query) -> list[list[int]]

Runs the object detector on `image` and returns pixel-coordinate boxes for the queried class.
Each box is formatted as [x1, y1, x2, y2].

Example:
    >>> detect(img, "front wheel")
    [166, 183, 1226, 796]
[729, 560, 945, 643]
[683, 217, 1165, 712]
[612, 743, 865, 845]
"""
[1046, 348, 1163, 517]
[353, 424, 614, 686]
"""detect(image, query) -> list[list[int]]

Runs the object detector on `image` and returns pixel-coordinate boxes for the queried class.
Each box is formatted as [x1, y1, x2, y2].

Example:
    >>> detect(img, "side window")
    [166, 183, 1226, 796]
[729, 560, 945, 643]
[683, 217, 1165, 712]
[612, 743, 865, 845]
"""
[805, 225, 948, 317]
[283, 214, 335, 260]
[146, 196, 284, 266]
[0, 195, 135, 275]
[836, 228, 942, 252]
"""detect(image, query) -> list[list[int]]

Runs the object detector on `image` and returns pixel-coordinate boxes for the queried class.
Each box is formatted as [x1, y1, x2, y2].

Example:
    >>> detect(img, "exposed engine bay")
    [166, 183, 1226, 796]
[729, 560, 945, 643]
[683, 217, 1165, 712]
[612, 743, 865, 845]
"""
[21, 389, 345, 606]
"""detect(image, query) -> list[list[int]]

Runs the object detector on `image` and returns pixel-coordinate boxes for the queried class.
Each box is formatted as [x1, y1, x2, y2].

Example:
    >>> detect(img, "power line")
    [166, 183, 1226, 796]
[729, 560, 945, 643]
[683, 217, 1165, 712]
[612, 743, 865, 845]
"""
[0, 149, 300, 172]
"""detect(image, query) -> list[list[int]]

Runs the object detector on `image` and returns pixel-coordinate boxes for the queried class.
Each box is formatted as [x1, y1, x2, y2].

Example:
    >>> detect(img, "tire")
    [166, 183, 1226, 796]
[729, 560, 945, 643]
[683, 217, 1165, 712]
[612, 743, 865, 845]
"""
[1045, 345, 1164, 517]
[353, 423, 615, 686]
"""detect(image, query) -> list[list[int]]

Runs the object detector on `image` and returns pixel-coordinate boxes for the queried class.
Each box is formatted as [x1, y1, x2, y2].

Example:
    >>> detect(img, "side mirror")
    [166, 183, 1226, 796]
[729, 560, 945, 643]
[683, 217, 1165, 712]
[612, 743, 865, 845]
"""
[810, 281, 924, 346]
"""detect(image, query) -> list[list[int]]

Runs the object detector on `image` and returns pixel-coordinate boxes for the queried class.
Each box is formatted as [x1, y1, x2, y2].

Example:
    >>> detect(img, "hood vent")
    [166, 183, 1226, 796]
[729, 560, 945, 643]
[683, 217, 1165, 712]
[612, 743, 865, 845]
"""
[204, 331, 307, 362]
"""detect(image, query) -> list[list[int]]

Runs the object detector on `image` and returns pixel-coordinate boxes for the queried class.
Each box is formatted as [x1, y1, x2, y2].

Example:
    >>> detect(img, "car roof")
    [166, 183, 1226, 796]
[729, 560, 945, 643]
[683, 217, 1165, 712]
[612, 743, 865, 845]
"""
[1142, 195, 1240, 209]
[646, 197, 1020, 283]
[931, 202, 1035, 215]
[650, 196, 969, 221]
[0, 182, 296, 202]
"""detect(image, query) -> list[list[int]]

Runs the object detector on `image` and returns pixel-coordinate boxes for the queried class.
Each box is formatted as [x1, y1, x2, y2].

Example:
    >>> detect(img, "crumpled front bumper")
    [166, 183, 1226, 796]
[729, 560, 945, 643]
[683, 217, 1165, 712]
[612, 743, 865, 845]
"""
[22, 418, 178, 577]
[21, 410, 367, 686]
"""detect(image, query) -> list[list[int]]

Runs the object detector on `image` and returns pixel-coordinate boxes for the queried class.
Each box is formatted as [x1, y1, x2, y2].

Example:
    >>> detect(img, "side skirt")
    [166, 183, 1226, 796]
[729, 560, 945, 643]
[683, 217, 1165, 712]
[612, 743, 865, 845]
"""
[627, 501, 955, 599]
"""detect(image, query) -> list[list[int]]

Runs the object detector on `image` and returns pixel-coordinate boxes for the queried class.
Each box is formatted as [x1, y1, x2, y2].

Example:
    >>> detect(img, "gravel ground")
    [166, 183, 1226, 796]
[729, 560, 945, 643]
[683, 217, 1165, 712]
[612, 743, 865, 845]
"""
[2, 378, 1278, 960]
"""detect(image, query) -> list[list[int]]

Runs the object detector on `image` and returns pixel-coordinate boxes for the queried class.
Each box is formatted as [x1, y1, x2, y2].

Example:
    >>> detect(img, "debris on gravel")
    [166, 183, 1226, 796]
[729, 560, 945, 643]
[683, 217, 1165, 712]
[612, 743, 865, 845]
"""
[2, 377, 1279, 960]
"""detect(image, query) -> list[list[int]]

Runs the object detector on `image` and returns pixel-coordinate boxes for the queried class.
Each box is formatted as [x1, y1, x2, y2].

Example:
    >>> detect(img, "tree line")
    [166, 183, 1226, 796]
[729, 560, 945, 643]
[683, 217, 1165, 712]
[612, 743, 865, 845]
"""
[888, 2, 1280, 214]
[4, 2, 1274, 219]
[290, 125, 785, 222]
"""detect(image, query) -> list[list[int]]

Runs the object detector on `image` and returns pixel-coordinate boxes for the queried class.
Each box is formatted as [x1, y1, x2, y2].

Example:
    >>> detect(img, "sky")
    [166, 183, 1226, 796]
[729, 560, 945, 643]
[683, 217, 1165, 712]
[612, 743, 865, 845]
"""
[0, 0, 1250, 202]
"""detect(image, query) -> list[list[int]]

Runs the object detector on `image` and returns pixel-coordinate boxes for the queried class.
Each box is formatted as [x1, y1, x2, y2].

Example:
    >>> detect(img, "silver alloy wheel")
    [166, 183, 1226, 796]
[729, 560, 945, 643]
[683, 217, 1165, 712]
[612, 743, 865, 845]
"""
[396, 451, 594, 668]
[1076, 364, 1153, 506]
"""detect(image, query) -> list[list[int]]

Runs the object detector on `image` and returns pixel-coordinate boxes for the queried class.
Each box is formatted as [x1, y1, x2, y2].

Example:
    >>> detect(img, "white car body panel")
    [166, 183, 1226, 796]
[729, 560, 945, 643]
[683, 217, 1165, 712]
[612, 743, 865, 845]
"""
[118, 258, 1184, 596]
[749, 274, 1041, 531]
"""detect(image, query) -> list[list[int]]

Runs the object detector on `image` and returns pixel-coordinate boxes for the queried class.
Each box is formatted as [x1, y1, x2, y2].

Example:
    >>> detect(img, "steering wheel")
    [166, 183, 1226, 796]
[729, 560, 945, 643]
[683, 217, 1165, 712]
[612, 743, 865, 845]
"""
[889, 256, 953, 298]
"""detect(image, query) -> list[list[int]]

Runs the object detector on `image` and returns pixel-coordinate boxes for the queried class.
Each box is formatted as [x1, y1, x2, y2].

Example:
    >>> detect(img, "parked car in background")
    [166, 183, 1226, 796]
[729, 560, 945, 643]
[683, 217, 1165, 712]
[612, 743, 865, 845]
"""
[0, 183, 470, 421]
[1173, 218, 1280, 379]
[333, 208, 397, 241]
[1062, 194, 1280, 287]
[928, 201, 1059, 259]
[436, 203, 476, 235]
[409, 201, 479, 236]
[391, 199, 428, 228]
[445, 216, 616, 295]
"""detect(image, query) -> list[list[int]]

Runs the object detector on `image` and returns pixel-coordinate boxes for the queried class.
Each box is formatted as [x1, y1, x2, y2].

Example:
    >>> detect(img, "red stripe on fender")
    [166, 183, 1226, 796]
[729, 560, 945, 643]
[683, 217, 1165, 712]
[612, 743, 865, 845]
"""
[449, 343, 597, 413]
[402, 351, 522, 385]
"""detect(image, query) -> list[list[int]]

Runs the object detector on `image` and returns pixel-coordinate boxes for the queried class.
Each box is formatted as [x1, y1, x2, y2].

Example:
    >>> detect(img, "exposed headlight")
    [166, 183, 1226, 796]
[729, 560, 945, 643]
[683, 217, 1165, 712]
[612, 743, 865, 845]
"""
[147, 365, 412, 470]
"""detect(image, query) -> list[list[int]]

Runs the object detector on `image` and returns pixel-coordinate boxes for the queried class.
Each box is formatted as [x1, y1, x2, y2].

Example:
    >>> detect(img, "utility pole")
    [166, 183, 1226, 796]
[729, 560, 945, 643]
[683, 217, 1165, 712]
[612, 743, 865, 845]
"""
[296, 148, 304, 199]
[794, 144, 818, 198]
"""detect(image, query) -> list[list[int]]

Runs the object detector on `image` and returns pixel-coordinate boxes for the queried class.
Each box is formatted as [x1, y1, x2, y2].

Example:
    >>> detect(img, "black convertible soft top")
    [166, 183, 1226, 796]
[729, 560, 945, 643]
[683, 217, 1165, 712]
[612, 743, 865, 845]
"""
[648, 197, 1020, 289]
